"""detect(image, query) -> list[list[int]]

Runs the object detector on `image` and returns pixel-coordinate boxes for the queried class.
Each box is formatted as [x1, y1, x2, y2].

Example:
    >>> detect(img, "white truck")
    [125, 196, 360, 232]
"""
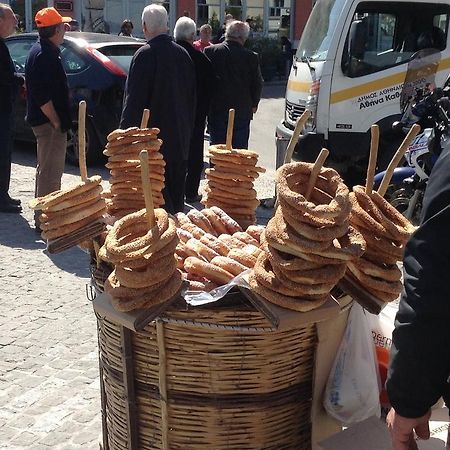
[275, 0, 450, 185]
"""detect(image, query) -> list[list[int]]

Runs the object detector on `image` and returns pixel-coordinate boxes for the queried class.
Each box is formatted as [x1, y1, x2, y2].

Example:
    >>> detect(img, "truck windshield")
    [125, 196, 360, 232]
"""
[296, 0, 346, 61]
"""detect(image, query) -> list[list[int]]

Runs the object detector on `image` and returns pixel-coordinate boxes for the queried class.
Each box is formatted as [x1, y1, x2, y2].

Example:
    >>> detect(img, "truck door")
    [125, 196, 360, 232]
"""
[328, 1, 450, 170]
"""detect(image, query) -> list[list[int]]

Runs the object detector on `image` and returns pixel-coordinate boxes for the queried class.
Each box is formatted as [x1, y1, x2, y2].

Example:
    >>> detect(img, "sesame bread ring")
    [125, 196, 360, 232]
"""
[209, 160, 262, 177]
[367, 188, 416, 241]
[204, 185, 257, 201]
[42, 185, 103, 213]
[265, 211, 334, 252]
[208, 144, 259, 158]
[366, 287, 401, 303]
[211, 256, 248, 276]
[240, 243, 263, 259]
[207, 153, 258, 166]
[262, 242, 321, 271]
[107, 127, 159, 141]
[280, 203, 350, 242]
[347, 262, 403, 295]
[253, 253, 333, 296]
[206, 193, 260, 209]
[103, 208, 168, 261]
[187, 209, 217, 236]
[103, 140, 162, 156]
[355, 256, 401, 282]
[210, 206, 242, 233]
[227, 248, 257, 268]
[349, 192, 390, 237]
[207, 178, 254, 190]
[217, 234, 247, 250]
[248, 272, 328, 312]
[205, 168, 257, 182]
[184, 256, 234, 285]
[107, 150, 164, 163]
[109, 269, 182, 312]
[360, 231, 404, 261]
[205, 200, 256, 216]
[29, 175, 102, 210]
[106, 132, 160, 148]
[200, 208, 229, 235]
[115, 255, 177, 289]
[40, 198, 106, 231]
[200, 233, 230, 256]
[363, 244, 403, 266]
[185, 237, 220, 262]
[276, 163, 349, 220]
[180, 240, 206, 260]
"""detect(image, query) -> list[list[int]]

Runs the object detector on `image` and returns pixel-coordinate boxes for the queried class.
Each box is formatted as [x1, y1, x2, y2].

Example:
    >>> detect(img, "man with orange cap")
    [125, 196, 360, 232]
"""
[25, 7, 72, 232]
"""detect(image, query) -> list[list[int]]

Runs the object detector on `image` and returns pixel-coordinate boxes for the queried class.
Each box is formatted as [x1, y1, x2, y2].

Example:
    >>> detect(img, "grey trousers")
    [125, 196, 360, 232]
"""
[32, 123, 67, 225]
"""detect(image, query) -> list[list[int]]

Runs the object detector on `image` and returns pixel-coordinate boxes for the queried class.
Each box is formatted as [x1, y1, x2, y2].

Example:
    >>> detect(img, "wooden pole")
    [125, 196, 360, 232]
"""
[365, 124, 380, 194]
[140, 109, 150, 129]
[78, 100, 88, 181]
[139, 150, 155, 228]
[226, 108, 235, 151]
[305, 148, 329, 200]
[284, 109, 312, 164]
[377, 123, 421, 197]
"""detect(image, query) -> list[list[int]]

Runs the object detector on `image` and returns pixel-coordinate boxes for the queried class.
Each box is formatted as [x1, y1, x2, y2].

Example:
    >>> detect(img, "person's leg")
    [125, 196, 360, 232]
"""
[185, 116, 206, 201]
[162, 160, 187, 214]
[231, 117, 251, 149]
[208, 112, 228, 145]
[0, 112, 14, 203]
[32, 123, 67, 226]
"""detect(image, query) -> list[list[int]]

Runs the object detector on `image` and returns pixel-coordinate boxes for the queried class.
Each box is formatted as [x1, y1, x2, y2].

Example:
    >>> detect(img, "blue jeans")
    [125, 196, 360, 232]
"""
[208, 112, 251, 149]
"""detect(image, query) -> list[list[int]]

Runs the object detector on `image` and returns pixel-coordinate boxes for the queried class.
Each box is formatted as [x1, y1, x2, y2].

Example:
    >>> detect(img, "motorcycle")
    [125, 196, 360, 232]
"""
[374, 80, 450, 224]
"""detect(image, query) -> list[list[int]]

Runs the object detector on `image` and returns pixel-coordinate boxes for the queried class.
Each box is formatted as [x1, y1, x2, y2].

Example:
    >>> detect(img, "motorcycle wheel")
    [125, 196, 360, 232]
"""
[389, 185, 422, 225]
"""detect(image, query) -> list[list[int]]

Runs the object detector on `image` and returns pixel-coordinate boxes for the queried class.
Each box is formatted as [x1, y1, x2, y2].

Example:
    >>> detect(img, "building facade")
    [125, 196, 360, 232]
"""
[7, 0, 312, 45]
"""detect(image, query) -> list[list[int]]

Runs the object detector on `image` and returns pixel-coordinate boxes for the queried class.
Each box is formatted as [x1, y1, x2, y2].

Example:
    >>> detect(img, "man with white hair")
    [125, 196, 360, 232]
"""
[205, 20, 263, 149]
[0, 3, 23, 213]
[174, 16, 214, 203]
[121, 5, 196, 213]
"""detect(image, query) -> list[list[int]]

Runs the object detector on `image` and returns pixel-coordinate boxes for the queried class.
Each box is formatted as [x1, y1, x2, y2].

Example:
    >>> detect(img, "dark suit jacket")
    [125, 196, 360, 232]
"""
[0, 38, 23, 114]
[176, 40, 215, 121]
[387, 145, 450, 418]
[205, 40, 263, 120]
[120, 34, 196, 163]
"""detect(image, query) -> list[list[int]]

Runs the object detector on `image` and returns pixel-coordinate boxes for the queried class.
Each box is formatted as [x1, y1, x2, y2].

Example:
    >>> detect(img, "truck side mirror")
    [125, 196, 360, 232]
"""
[342, 19, 367, 77]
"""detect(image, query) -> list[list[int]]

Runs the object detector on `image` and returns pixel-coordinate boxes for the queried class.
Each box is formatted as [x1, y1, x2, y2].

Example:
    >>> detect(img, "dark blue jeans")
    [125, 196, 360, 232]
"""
[0, 112, 13, 202]
[208, 112, 251, 149]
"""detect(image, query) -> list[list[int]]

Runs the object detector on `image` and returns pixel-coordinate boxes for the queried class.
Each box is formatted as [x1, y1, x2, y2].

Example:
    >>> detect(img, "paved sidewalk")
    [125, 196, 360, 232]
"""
[0, 146, 275, 450]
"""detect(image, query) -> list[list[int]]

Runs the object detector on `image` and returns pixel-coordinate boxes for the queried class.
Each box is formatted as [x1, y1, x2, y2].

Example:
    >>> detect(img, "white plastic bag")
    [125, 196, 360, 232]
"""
[323, 303, 381, 425]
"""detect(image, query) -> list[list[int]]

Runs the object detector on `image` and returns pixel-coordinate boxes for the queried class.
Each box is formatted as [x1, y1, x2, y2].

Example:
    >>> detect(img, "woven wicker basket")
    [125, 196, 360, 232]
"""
[97, 291, 319, 450]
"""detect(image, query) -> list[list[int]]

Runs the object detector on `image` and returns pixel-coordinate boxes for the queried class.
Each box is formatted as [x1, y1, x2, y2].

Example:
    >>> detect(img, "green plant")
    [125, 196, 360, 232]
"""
[208, 11, 221, 36]
[246, 37, 282, 67]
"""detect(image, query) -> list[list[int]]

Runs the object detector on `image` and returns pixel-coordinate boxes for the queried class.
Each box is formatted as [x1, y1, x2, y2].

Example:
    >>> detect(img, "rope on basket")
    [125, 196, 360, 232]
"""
[157, 320, 169, 450]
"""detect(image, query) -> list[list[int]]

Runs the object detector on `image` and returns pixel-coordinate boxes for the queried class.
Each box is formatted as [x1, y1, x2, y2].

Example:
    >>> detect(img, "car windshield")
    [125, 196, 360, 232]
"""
[96, 45, 141, 73]
[296, 0, 346, 61]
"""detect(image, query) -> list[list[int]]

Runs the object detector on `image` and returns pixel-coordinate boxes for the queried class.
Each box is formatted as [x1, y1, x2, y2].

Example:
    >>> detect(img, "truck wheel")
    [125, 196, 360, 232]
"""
[66, 120, 102, 166]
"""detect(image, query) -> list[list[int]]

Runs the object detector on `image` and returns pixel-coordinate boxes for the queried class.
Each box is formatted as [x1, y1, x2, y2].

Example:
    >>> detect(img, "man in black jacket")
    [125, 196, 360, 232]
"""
[0, 3, 23, 213]
[26, 7, 71, 231]
[120, 4, 196, 214]
[386, 143, 450, 449]
[174, 16, 215, 203]
[205, 20, 263, 149]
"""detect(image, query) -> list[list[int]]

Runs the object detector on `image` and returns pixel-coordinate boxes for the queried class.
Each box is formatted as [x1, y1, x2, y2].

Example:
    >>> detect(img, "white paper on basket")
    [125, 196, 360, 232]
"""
[183, 269, 251, 306]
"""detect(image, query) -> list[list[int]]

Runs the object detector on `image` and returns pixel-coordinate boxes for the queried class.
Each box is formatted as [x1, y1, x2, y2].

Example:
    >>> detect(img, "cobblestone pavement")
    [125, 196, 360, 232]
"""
[0, 137, 277, 449]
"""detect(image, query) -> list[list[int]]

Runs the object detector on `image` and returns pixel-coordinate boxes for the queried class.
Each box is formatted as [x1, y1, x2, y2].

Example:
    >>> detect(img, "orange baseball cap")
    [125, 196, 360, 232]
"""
[35, 7, 71, 28]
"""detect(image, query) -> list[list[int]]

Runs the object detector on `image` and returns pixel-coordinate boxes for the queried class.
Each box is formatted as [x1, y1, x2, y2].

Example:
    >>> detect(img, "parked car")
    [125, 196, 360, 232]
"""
[6, 32, 145, 165]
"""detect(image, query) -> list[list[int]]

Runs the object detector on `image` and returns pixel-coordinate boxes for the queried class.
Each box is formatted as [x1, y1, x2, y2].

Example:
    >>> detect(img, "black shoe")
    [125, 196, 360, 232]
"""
[0, 203, 22, 213]
[185, 194, 202, 203]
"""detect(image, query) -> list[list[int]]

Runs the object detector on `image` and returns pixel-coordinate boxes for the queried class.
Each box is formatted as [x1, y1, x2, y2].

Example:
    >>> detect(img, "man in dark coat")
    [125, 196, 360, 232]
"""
[174, 16, 215, 203]
[0, 3, 23, 213]
[205, 20, 263, 149]
[386, 143, 450, 449]
[120, 4, 196, 214]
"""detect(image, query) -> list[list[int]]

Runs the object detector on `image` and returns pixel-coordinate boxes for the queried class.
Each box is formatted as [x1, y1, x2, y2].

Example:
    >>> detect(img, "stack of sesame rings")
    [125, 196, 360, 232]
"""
[103, 126, 165, 219]
[347, 185, 416, 303]
[249, 162, 365, 312]
[99, 208, 182, 312]
[202, 144, 266, 228]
